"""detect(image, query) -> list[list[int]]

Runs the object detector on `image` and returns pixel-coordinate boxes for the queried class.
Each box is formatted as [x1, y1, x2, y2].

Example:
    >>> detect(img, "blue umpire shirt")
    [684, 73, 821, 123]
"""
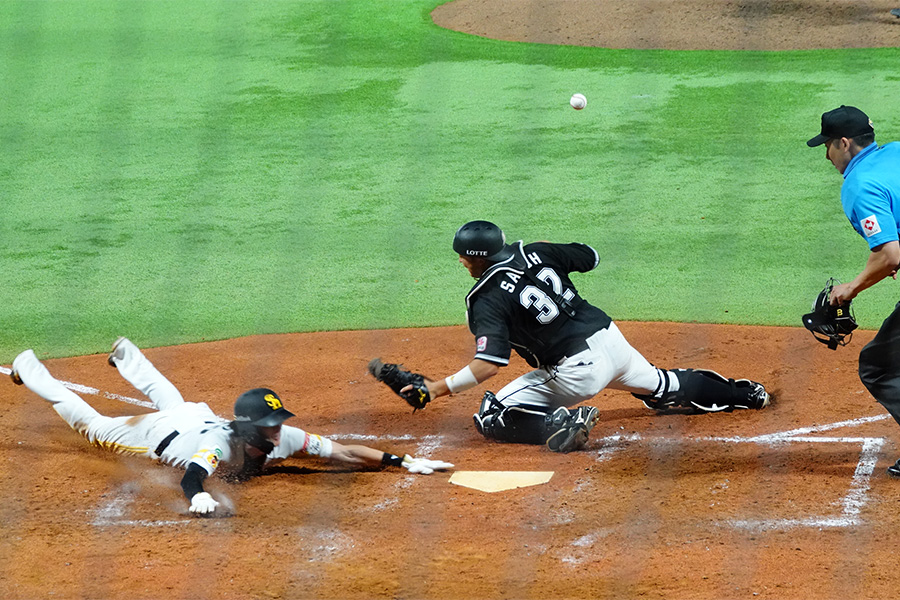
[841, 141, 900, 249]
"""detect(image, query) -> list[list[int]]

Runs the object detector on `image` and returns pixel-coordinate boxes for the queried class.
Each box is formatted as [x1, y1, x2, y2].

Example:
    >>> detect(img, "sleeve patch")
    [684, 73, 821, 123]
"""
[192, 447, 223, 472]
[476, 336, 488, 352]
[303, 433, 323, 456]
[861, 215, 882, 237]
[302, 433, 331, 457]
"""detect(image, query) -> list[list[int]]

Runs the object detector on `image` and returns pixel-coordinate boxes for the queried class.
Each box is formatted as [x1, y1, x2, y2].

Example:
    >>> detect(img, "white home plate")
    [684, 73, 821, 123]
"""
[449, 471, 554, 493]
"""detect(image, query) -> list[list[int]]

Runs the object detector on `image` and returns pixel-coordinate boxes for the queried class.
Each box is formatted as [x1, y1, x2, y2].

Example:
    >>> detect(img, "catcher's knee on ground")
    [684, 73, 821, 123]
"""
[472, 392, 600, 452]
[633, 368, 769, 412]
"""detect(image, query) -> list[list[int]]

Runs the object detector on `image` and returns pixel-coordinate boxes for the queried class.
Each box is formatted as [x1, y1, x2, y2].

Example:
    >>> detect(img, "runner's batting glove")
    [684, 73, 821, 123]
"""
[401, 455, 454, 475]
[189, 492, 219, 515]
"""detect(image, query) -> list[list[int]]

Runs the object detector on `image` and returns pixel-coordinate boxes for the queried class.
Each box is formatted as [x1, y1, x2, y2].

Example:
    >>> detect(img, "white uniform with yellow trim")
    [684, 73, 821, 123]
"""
[12, 343, 332, 479]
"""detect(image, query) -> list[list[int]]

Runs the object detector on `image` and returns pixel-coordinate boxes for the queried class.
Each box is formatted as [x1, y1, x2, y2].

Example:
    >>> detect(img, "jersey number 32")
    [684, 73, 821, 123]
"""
[509, 267, 574, 324]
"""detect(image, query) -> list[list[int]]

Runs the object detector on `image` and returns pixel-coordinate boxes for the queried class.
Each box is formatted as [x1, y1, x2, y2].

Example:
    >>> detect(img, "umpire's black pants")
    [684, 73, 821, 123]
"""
[859, 301, 900, 427]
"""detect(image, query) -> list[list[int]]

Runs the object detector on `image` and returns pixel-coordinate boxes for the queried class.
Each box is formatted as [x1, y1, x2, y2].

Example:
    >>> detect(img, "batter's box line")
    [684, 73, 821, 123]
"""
[595, 414, 890, 531]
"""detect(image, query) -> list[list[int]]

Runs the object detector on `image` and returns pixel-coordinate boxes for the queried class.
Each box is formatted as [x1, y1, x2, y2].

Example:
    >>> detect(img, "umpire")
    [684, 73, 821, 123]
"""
[808, 106, 900, 476]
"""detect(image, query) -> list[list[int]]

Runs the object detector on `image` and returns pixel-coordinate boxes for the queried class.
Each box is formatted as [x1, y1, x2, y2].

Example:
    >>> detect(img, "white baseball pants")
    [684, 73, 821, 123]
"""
[13, 340, 185, 456]
[496, 322, 678, 409]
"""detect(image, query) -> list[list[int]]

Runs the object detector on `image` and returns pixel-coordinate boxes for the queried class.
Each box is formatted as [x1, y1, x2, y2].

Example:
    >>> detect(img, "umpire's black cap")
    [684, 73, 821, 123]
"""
[453, 220, 514, 262]
[807, 105, 874, 147]
[233, 388, 295, 427]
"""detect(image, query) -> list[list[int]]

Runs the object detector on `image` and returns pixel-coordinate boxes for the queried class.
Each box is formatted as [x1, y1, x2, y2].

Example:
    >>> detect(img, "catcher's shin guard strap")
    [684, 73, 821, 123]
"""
[632, 368, 674, 410]
[476, 391, 504, 416]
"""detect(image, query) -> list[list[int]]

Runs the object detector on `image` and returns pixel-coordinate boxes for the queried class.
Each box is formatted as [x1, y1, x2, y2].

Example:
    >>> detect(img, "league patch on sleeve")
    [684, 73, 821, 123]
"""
[861, 215, 882, 237]
[476, 336, 488, 352]
[192, 447, 223, 472]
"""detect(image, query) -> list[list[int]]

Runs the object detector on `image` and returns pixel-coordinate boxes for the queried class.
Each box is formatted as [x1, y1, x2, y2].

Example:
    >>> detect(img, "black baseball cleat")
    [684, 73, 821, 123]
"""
[546, 405, 600, 453]
[887, 459, 900, 478]
[10, 368, 23, 386]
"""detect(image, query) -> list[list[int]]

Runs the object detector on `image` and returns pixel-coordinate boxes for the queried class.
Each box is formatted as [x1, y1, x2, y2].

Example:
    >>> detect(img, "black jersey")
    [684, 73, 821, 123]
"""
[465, 241, 612, 368]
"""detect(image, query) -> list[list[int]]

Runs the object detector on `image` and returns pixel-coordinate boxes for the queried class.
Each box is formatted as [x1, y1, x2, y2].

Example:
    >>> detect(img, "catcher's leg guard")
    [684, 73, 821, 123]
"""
[632, 368, 676, 411]
[473, 391, 552, 445]
[634, 369, 769, 412]
[473, 393, 600, 451]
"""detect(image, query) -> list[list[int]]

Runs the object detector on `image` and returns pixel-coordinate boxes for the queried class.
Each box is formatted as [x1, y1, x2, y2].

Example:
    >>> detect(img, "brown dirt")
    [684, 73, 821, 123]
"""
[3, 4, 900, 598]
[3, 322, 900, 599]
[432, 0, 900, 50]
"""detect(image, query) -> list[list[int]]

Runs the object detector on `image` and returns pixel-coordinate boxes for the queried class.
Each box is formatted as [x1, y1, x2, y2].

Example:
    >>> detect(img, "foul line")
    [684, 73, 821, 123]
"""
[2, 365, 154, 408]
[596, 413, 890, 531]
[9, 364, 890, 531]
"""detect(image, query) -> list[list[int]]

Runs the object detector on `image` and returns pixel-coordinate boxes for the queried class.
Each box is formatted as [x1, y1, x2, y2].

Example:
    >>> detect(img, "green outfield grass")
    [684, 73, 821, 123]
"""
[1, 0, 899, 362]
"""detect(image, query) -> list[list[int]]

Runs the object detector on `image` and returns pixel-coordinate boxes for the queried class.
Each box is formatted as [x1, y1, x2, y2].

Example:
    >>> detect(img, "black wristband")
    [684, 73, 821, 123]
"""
[180, 462, 208, 499]
[381, 452, 403, 467]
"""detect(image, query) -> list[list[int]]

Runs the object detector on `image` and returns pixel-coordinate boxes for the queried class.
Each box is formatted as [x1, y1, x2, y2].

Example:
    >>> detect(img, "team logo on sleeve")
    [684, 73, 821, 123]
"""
[476, 336, 488, 352]
[861, 215, 881, 237]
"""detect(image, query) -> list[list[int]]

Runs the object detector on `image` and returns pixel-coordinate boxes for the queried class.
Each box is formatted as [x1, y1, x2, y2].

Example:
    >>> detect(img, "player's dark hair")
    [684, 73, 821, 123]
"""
[851, 132, 875, 148]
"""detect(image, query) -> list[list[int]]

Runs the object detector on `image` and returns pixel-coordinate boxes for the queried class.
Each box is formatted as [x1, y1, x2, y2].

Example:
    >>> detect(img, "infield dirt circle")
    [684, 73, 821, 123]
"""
[3, 2, 900, 599]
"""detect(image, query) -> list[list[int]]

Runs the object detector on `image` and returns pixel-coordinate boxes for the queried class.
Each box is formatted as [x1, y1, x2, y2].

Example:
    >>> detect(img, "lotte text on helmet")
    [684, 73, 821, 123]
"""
[453, 220, 514, 262]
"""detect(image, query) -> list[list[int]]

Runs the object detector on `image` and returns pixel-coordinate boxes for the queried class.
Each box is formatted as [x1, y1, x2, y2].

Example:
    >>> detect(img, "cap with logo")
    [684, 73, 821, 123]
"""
[807, 105, 874, 147]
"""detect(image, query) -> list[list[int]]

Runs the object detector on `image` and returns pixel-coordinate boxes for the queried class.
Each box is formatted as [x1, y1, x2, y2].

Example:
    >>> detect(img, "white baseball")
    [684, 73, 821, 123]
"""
[570, 93, 586, 110]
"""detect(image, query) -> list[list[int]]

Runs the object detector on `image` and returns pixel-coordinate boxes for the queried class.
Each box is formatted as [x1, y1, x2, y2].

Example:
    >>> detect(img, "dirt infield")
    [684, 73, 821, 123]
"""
[3, 322, 900, 599]
[4, 3, 900, 599]
[432, 0, 900, 50]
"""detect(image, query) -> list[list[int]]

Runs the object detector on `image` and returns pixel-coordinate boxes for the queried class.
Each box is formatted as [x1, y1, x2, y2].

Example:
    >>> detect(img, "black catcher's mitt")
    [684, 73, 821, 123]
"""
[802, 278, 858, 350]
[367, 358, 431, 411]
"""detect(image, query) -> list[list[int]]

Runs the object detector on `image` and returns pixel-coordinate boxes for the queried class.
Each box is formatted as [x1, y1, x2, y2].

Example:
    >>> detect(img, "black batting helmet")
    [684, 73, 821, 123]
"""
[233, 388, 295, 427]
[453, 220, 514, 262]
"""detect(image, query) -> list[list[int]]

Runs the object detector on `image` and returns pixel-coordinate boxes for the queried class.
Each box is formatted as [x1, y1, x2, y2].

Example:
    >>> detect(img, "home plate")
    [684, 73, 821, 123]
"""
[448, 471, 554, 493]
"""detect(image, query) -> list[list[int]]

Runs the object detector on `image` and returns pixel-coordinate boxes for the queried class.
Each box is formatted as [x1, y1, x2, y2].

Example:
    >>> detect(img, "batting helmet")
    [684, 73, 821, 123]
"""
[802, 278, 858, 350]
[453, 220, 514, 262]
[233, 388, 295, 427]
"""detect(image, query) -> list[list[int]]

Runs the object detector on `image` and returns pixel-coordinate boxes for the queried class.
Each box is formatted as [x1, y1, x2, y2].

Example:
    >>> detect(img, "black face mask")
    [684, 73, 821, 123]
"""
[229, 421, 275, 455]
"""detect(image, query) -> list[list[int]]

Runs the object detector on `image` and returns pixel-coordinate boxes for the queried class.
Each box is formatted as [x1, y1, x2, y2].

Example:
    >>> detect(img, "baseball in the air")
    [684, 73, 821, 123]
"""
[570, 93, 586, 110]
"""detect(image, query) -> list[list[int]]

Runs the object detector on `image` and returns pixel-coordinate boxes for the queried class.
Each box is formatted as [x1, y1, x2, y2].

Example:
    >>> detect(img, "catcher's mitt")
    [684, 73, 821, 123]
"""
[367, 358, 431, 411]
[802, 278, 858, 350]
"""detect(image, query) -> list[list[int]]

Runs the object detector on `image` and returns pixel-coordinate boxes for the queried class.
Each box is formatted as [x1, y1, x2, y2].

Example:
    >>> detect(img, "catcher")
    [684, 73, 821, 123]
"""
[369, 220, 769, 453]
[10, 338, 452, 516]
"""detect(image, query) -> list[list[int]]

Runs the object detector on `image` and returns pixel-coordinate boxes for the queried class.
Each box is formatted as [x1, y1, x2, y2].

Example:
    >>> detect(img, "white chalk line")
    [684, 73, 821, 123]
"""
[595, 413, 891, 531]
[11, 364, 890, 531]
[91, 484, 191, 527]
[3, 364, 155, 408]
[4, 364, 439, 441]
[5, 367, 447, 526]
